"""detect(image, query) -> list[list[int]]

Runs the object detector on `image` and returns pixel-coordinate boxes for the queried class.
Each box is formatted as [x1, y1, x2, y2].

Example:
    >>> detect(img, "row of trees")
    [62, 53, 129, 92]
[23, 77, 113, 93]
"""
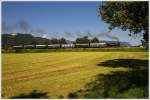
[2, 33, 100, 49]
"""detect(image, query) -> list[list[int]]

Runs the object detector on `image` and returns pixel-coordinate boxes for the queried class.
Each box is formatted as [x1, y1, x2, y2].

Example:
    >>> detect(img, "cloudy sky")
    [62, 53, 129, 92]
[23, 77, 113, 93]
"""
[2, 2, 143, 45]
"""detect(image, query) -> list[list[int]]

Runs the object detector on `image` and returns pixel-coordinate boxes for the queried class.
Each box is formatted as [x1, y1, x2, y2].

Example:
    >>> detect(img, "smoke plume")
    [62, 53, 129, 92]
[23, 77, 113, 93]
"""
[64, 32, 72, 37]
[19, 20, 30, 33]
[2, 20, 48, 38]
[97, 30, 119, 41]
[86, 32, 94, 39]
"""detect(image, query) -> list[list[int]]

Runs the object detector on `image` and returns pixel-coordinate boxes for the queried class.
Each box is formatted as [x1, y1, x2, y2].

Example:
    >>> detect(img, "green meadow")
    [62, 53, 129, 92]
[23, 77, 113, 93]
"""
[2, 51, 148, 98]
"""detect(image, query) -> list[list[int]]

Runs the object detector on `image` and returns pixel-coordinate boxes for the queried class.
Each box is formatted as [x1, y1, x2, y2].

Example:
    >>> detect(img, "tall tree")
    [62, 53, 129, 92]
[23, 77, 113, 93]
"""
[50, 38, 59, 44]
[76, 36, 90, 44]
[91, 37, 99, 43]
[59, 38, 67, 44]
[99, 2, 148, 45]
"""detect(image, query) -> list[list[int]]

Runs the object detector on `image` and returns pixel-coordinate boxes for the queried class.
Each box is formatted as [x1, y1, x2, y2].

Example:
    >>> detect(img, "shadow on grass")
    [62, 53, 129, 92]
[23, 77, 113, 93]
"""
[10, 90, 49, 98]
[68, 59, 148, 98]
[97, 59, 148, 69]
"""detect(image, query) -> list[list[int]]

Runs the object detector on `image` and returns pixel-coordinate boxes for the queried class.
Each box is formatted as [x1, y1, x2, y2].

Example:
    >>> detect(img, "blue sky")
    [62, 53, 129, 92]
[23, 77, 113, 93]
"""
[2, 2, 142, 45]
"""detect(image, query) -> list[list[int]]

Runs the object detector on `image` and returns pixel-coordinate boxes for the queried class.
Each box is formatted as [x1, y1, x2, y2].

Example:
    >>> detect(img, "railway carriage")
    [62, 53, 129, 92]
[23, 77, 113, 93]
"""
[13, 45, 24, 49]
[75, 44, 89, 48]
[36, 45, 47, 49]
[24, 45, 35, 49]
[47, 44, 61, 49]
[62, 44, 75, 48]
[90, 43, 107, 48]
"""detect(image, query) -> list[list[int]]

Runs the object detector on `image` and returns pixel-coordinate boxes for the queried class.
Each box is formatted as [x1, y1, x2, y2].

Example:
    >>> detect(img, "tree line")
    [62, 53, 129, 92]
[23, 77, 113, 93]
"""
[2, 33, 100, 50]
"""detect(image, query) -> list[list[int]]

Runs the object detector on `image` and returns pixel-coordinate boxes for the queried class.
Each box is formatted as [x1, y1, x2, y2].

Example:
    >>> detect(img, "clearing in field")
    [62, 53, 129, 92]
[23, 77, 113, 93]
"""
[2, 52, 148, 98]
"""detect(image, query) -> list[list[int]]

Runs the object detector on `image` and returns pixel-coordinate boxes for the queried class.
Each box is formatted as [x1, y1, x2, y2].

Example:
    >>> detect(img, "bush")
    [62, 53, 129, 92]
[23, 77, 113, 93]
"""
[68, 92, 78, 98]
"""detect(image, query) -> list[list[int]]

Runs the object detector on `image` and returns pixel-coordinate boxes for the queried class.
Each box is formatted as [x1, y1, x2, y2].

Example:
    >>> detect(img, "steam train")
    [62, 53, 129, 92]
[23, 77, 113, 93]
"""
[13, 41, 121, 49]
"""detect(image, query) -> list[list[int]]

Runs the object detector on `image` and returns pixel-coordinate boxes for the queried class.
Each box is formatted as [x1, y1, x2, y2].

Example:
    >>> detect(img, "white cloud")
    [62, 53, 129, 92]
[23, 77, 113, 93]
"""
[42, 34, 47, 38]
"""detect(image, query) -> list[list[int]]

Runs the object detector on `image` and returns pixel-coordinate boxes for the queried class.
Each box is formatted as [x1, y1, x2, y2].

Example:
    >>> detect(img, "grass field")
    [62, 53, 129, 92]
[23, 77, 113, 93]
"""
[2, 51, 148, 98]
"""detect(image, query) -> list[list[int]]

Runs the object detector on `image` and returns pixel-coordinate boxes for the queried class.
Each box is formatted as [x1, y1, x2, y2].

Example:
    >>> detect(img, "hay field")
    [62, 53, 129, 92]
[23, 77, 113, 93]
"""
[2, 52, 148, 98]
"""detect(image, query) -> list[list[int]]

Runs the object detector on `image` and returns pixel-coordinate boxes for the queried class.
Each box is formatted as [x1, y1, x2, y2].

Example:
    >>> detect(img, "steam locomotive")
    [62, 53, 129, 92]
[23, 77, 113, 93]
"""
[13, 41, 121, 49]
